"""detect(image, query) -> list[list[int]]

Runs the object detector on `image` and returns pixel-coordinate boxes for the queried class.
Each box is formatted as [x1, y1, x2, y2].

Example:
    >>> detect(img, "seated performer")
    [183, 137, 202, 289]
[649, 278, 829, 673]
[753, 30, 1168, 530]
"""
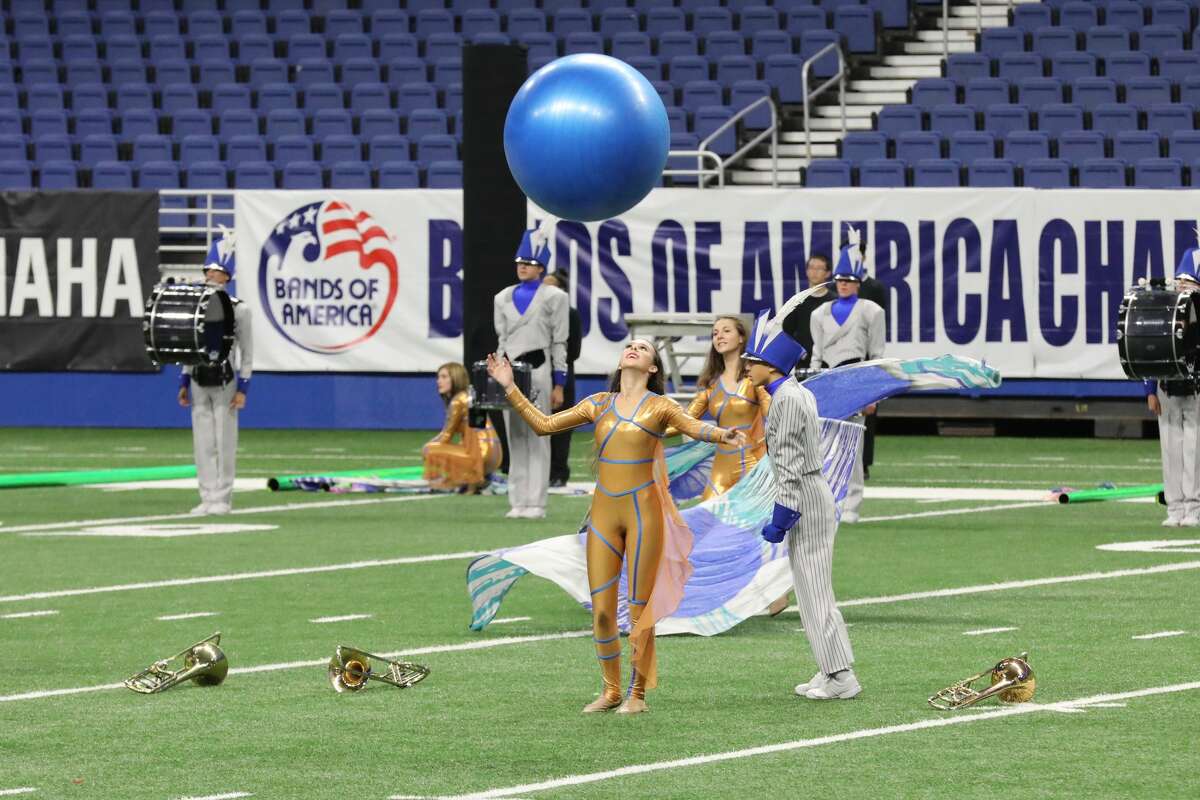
[672, 316, 771, 500]
[486, 342, 746, 714]
[422, 362, 502, 493]
[746, 303, 860, 701]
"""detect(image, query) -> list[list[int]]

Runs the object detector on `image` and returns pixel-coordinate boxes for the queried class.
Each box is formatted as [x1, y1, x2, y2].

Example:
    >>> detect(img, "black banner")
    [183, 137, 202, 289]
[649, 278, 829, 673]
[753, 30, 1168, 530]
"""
[0, 191, 160, 371]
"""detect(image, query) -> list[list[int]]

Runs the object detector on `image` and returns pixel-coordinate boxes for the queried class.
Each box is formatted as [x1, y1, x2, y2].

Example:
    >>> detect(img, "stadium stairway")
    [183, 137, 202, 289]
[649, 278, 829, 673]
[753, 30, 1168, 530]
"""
[730, 0, 1031, 184]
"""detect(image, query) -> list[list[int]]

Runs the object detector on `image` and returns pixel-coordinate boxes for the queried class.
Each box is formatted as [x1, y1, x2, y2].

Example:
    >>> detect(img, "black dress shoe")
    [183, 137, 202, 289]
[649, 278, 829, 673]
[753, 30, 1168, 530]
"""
[549, 478, 567, 488]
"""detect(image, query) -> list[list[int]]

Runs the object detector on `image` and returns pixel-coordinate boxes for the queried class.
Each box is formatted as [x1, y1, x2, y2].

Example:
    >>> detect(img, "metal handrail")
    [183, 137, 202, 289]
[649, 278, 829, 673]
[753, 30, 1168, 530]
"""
[801, 41, 847, 162]
[158, 189, 235, 261]
[941, 0, 1016, 59]
[664, 95, 780, 187]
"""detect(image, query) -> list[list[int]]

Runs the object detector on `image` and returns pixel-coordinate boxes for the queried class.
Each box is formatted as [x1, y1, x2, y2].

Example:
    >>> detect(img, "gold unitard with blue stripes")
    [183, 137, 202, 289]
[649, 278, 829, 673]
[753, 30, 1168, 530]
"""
[504, 386, 723, 704]
[678, 378, 771, 499]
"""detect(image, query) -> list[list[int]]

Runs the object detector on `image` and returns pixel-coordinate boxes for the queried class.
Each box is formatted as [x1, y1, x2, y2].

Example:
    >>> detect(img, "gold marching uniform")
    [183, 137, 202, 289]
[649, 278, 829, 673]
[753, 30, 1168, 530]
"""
[422, 391, 502, 489]
[678, 378, 771, 499]
[505, 386, 720, 705]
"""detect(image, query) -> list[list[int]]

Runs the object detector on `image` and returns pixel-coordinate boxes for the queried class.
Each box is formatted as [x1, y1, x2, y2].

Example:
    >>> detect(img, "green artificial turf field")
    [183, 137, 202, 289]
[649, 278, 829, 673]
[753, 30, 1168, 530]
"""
[0, 428, 1196, 799]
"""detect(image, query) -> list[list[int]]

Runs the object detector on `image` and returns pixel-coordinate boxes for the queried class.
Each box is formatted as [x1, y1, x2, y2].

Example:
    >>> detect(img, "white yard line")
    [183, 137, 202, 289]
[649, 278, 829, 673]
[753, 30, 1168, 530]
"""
[0, 452, 420, 461]
[0, 631, 593, 704]
[0, 493, 447, 534]
[1132, 631, 1187, 640]
[962, 626, 1017, 636]
[176, 793, 253, 800]
[0, 789, 37, 796]
[0, 551, 486, 605]
[0, 610, 58, 620]
[882, 461, 1157, 471]
[1029, 456, 1066, 462]
[427, 681, 1200, 800]
[310, 614, 373, 624]
[157, 612, 219, 622]
[859, 501, 1048, 523]
[490, 617, 532, 625]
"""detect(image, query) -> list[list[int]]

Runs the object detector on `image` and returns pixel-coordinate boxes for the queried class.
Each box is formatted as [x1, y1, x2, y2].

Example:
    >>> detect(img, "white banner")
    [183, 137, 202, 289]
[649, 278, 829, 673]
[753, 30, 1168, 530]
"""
[236, 188, 1199, 379]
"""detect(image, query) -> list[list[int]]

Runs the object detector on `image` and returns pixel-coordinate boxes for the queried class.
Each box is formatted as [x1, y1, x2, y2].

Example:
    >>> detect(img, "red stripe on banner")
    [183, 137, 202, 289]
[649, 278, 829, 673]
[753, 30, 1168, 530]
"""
[326, 240, 363, 259]
[323, 219, 358, 233]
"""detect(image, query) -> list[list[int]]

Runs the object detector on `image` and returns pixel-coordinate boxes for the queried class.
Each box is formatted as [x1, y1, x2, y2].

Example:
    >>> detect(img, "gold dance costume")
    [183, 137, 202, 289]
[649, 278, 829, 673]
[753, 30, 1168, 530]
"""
[422, 391, 502, 489]
[679, 378, 771, 499]
[505, 386, 723, 703]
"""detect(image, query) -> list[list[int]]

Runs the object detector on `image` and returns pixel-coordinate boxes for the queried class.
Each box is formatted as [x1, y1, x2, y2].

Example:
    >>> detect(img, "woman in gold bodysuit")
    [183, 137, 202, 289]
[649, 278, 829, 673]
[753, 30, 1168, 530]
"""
[487, 341, 746, 714]
[675, 316, 771, 500]
[422, 362, 501, 493]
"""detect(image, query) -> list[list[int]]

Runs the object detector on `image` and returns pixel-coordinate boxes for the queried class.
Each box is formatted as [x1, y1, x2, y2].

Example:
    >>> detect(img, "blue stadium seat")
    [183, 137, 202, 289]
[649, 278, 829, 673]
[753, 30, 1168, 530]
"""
[162, 84, 200, 115]
[433, 59, 462, 90]
[1072, 77, 1118, 110]
[858, 158, 906, 187]
[682, 80, 723, 116]
[1013, 4, 1053, 31]
[388, 58, 428, 90]
[1079, 158, 1128, 187]
[1037, 103, 1085, 136]
[219, 110, 259, 142]
[138, 161, 180, 190]
[969, 158, 1016, 187]
[1033, 27, 1076, 57]
[417, 133, 457, 167]
[232, 10, 269, 38]
[189, 11, 224, 39]
[227, 136, 268, 169]
[0, 135, 27, 163]
[1146, 104, 1196, 138]
[250, 60, 289, 89]
[327, 9, 365, 38]
[416, 9, 456, 38]
[288, 34, 327, 63]
[67, 62, 104, 88]
[984, 104, 1031, 137]
[23, 61, 60, 88]
[645, 7, 685, 39]
[913, 158, 962, 187]
[333, 34, 373, 67]
[834, 6, 876, 54]
[599, 8, 640, 38]
[508, 8, 548, 37]
[1160, 51, 1200, 83]
[708, 31, 748, 60]
[275, 135, 315, 165]
[716, 55, 757, 89]
[111, 61, 148, 86]
[427, 33, 464, 62]
[1181, 76, 1200, 108]
[1114, 130, 1162, 161]
[947, 54, 992, 85]
[784, 6, 828, 37]
[1151, 0, 1190, 29]
[867, 0, 910, 29]
[143, 11, 179, 39]
[149, 34, 187, 63]
[1169, 130, 1200, 163]
[342, 58, 382, 88]
[1060, 1, 1099, 32]
[320, 134, 361, 168]
[370, 10, 411, 40]
[729, 80, 773, 128]
[1049, 52, 1096, 80]
[305, 83, 345, 113]
[1140, 26, 1187, 60]
[564, 32, 604, 55]
[800, 30, 840, 78]
[1105, 2, 1146, 32]
[92, 161, 134, 189]
[877, 104, 923, 137]
[397, 82, 439, 117]
[1085, 26, 1131, 55]
[276, 10, 312, 39]
[133, 134, 172, 167]
[965, 77, 1010, 109]
[77, 115, 115, 147]
[427, 160, 463, 189]
[361, 109, 402, 141]
[741, 6, 782, 38]
[1091, 103, 1139, 136]
[912, 78, 957, 109]
[949, 130, 995, 162]
[982, 31, 1030, 59]
[71, 84, 110, 113]
[313, 109, 353, 138]
[101, 11, 138, 39]
[660, 31, 700, 61]
[665, 106, 687, 135]
[666, 132, 700, 186]
[1105, 51, 1151, 81]
[1126, 77, 1172, 111]
[612, 32, 651, 61]
[805, 159, 852, 187]
[30, 109, 68, 139]
[378, 161, 420, 188]
[841, 131, 888, 164]
[40, 160, 78, 189]
[552, 8, 593, 36]
[327, 160, 371, 189]
[694, 7, 734, 36]
[1004, 130, 1050, 165]
[1017, 77, 1063, 112]
[896, 130, 942, 164]
[120, 109, 160, 141]
[369, 134, 411, 168]
[695, 106, 736, 156]
[265, 109, 306, 138]
[180, 134, 219, 168]
[155, 59, 193, 88]
[299, 62, 338, 93]
[1058, 130, 1106, 163]
[186, 162, 230, 190]
[34, 134, 72, 165]
[379, 34, 419, 62]
[670, 56, 710, 89]
[174, 109, 214, 139]
[62, 35, 99, 63]
[1023, 157, 1072, 188]
[281, 161, 323, 189]
[930, 104, 978, 136]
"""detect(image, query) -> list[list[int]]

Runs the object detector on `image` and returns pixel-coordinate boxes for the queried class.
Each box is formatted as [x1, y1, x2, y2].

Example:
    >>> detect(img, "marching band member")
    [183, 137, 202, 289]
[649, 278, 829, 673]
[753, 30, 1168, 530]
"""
[781, 253, 835, 372]
[486, 341, 746, 714]
[809, 229, 885, 523]
[1146, 250, 1200, 527]
[178, 231, 253, 515]
[423, 362, 502, 493]
[744, 301, 859, 701]
[493, 222, 569, 519]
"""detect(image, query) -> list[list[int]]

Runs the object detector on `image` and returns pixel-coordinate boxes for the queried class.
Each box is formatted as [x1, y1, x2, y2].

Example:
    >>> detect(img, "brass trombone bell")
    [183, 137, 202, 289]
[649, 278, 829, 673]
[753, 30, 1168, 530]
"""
[928, 652, 1035, 711]
[327, 645, 430, 693]
[124, 632, 228, 694]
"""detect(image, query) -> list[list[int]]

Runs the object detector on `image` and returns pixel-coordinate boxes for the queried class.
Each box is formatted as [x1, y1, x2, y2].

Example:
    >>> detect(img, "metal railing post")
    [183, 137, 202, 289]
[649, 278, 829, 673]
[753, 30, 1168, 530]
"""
[801, 42, 847, 162]
[943, 0, 950, 60]
[666, 95, 779, 186]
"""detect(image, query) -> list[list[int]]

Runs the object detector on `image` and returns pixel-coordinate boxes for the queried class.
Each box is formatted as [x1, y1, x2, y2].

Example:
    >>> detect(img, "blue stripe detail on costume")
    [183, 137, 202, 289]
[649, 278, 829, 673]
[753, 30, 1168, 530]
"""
[630, 491, 644, 601]
[613, 391, 651, 421]
[597, 456, 655, 465]
[593, 634, 618, 644]
[596, 479, 655, 497]
[587, 525, 622, 559]
[590, 572, 620, 596]
[628, 599, 647, 606]
[597, 651, 620, 661]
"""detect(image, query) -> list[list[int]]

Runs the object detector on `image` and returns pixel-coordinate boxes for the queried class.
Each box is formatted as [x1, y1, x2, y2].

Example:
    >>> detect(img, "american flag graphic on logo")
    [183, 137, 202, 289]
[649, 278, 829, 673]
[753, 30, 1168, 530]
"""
[258, 200, 400, 355]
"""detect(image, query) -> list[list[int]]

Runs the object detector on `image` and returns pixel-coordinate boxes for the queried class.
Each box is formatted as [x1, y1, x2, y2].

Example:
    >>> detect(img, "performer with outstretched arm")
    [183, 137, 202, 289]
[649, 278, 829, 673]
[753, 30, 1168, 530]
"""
[486, 341, 746, 714]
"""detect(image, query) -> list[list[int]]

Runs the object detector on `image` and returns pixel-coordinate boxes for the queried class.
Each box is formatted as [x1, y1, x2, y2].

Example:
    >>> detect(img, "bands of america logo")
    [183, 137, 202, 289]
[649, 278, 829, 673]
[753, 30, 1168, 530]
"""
[257, 200, 399, 354]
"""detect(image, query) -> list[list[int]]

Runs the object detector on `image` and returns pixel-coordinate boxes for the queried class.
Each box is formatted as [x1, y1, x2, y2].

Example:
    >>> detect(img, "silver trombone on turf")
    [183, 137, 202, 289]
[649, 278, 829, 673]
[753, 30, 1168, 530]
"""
[928, 652, 1036, 710]
[327, 645, 430, 693]
[124, 632, 228, 694]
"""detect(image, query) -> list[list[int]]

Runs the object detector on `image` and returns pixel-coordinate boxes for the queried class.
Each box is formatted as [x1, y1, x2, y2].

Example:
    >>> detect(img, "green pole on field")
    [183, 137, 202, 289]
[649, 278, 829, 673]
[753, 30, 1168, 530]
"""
[1057, 484, 1164, 504]
[268, 465, 424, 491]
[0, 464, 197, 490]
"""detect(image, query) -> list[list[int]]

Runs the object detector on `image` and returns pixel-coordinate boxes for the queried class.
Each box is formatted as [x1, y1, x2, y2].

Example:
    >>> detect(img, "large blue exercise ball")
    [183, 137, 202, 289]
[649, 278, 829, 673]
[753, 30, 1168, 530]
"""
[504, 53, 670, 222]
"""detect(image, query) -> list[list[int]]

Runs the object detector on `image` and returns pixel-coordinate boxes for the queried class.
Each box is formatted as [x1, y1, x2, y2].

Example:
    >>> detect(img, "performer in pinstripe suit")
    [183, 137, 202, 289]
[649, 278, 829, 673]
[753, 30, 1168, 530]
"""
[744, 290, 860, 701]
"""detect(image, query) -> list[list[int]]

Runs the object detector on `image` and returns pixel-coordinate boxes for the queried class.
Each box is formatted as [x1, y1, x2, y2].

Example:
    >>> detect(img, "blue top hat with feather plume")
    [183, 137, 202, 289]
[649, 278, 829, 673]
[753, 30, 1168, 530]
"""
[743, 283, 833, 374]
[1175, 244, 1200, 284]
[832, 226, 866, 282]
[204, 226, 236, 278]
[514, 219, 552, 267]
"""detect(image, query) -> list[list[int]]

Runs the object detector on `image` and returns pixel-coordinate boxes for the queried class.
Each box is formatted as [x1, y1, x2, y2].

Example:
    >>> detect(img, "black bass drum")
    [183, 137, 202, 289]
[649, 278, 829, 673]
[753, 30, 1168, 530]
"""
[1117, 286, 1199, 380]
[143, 282, 235, 366]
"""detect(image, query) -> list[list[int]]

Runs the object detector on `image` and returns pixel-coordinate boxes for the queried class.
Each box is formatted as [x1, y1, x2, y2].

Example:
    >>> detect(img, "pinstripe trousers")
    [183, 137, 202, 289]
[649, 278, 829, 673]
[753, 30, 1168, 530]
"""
[786, 473, 854, 675]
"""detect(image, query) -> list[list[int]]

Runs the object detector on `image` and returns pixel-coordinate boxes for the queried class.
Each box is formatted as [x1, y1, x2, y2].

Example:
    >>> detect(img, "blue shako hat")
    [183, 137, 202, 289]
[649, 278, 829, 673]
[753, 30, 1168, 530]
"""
[204, 226, 236, 278]
[832, 225, 866, 282]
[743, 282, 831, 374]
[1175, 245, 1200, 284]
[514, 219, 552, 267]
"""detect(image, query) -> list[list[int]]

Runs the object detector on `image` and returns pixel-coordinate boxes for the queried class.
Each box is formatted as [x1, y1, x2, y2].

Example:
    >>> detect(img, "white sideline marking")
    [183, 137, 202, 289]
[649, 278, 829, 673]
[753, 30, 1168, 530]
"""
[864, 487, 1048, 501]
[1132, 630, 1187, 640]
[427, 681, 1200, 800]
[0, 610, 57, 620]
[113, 446, 147, 452]
[91, 478, 265, 492]
[1029, 456, 1066, 462]
[25, 523, 278, 538]
[0, 551, 486, 605]
[962, 626, 1017, 636]
[860, 501, 1048, 523]
[176, 793, 252, 800]
[0, 493, 446, 534]
[0, 451, 419, 462]
[1088, 702, 1127, 707]
[312, 448, 346, 453]
[311, 614, 373, 624]
[0, 631, 592, 704]
[1098, 540, 1200, 555]
[883, 461, 1157, 471]
[157, 612, 219, 622]
[491, 617, 532, 625]
[0, 788, 37, 796]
